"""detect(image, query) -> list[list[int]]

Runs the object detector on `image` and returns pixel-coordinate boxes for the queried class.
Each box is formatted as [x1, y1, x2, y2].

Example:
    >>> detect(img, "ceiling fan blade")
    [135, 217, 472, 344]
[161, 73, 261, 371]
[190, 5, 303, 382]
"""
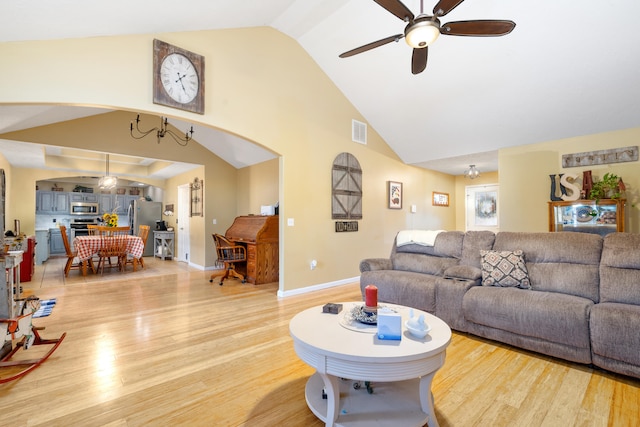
[433, 0, 466, 17]
[411, 48, 428, 75]
[441, 20, 516, 36]
[339, 34, 403, 58]
[374, 0, 414, 22]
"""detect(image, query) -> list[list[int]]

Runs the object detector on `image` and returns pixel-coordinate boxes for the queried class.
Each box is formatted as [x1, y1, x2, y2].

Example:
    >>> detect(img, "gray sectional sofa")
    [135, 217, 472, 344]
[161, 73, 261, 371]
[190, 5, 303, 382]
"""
[359, 230, 640, 379]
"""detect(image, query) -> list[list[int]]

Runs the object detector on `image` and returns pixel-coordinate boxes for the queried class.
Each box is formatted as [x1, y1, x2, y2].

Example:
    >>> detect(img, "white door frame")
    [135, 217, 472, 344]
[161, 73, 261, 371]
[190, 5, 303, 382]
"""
[177, 184, 190, 262]
[465, 184, 500, 232]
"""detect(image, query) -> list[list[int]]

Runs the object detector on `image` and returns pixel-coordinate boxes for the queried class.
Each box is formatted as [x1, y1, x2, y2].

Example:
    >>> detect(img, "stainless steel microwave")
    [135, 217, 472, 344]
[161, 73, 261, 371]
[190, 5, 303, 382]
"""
[70, 202, 99, 215]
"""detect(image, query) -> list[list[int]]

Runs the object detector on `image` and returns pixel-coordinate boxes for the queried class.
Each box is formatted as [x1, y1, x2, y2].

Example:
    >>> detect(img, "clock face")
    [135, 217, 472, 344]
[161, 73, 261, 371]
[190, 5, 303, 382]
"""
[160, 53, 199, 104]
[153, 39, 205, 114]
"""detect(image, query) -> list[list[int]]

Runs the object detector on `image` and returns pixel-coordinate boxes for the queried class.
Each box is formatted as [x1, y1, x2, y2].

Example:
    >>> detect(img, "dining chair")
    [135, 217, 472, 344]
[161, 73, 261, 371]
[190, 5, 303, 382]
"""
[96, 234, 128, 274]
[60, 225, 95, 276]
[96, 225, 130, 236]
[87, 224, 98, 235]
[123, 225, 150, 271]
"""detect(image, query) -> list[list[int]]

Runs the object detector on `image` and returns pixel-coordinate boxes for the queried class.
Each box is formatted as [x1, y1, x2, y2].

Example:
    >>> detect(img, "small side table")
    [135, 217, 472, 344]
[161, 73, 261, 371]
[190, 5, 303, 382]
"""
[153, 231, 174, 260]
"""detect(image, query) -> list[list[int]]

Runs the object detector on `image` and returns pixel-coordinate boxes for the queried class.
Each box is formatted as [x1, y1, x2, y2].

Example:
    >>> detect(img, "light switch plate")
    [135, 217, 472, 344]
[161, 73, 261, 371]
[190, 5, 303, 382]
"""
[287, 218, 295, 226]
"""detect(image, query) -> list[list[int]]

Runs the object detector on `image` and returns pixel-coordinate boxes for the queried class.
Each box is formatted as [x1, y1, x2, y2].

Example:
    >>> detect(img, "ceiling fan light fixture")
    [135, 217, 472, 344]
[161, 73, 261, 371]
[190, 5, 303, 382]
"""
[405, 18, 440, 48]
[463, 164, 481, 180]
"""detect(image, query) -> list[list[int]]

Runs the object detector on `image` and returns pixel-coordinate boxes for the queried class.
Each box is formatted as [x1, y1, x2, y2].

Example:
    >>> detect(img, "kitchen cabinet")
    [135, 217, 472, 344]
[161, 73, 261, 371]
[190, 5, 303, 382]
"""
[49, 227, 71, 255]
[36, 191, 69, 214]
[35, 229, 50, 264]
[69, 192, 98, 203]
[98, 194, 114, 214]
[114, 195, 139, 214]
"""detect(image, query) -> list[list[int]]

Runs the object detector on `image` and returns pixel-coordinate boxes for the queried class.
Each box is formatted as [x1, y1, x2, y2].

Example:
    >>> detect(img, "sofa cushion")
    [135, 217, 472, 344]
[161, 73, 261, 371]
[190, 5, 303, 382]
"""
[443, 265, 482, 281]
[480, 250, 531, 289]
[392, 253, 458, 276]
[591, 302, 640, 366]
[460, 230, 496, 268]
[394, 231, 464, 259]
[396, 229, 445, 247]
[493, 232, 602, 302]
[600, 233, 640, 305]
[360, 270, 439, 314]
[463, 287, 593, 349]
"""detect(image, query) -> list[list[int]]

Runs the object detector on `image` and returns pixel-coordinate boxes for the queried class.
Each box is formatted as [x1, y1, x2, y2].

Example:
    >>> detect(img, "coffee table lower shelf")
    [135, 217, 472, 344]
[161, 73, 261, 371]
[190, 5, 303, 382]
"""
[305, 372, 430, 427]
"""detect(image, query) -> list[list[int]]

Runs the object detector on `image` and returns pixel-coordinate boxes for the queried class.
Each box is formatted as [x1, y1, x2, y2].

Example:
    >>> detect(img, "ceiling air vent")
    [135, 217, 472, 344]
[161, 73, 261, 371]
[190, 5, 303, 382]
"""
[352, 119, 367, 145]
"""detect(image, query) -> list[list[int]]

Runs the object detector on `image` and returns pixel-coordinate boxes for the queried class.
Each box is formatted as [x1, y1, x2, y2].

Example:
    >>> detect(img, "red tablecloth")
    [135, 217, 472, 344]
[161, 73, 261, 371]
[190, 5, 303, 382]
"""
[73, 235, 144, 261]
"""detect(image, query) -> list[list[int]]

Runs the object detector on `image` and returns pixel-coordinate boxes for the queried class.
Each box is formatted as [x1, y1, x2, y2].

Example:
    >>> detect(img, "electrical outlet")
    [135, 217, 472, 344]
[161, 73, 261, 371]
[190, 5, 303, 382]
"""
[310, 259, 317, 270]
[212, 219, 217, 225]
[287, 218, 295, 226]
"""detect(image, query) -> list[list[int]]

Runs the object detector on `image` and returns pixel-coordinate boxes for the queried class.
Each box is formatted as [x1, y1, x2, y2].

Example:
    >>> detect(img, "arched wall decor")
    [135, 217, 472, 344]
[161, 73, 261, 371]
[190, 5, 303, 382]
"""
[331, 152, 362, 220]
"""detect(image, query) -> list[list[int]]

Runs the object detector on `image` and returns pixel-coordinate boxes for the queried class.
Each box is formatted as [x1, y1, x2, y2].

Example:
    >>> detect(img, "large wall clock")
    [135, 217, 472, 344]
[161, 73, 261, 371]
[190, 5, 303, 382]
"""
[153, 39, 205, 114]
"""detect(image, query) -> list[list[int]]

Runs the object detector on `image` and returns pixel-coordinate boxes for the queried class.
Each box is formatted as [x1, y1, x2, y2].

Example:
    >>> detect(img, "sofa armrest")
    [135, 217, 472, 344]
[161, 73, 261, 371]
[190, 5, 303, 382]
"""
[443, 265, 482, 281]
[359, 258, 392, 272]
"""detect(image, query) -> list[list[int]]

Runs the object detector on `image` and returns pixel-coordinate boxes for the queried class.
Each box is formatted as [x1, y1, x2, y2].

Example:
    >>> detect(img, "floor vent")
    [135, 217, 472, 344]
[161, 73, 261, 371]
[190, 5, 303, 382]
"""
[352, 120, 367, 145]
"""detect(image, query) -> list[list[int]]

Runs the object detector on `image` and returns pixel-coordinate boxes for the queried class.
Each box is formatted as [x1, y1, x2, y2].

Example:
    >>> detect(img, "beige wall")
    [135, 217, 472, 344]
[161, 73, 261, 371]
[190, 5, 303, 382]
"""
[1, 27, 636, 293]
[237, 158, 279, 216]
[500, 127, 640, 233]
[0, 28, 456, 293]
[163, 165, 212, 267]
[454, 171, 499, 231]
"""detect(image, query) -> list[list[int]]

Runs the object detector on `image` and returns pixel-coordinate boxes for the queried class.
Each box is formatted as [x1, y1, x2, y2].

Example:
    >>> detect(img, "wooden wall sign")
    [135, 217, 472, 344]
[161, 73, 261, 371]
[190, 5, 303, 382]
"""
[335, 221, 358, 232]
[562, 146, 638, 168]
[332, 153, 362, 220]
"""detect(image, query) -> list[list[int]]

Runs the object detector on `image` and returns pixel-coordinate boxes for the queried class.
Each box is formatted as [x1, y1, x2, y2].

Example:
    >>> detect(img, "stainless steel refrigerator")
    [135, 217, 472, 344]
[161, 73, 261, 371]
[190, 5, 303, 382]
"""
[128, 200, 162, 257]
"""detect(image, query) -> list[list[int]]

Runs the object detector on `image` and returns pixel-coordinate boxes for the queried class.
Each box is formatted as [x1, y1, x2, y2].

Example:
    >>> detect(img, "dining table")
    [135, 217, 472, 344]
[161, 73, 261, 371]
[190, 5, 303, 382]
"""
[73, 235, 145, 275]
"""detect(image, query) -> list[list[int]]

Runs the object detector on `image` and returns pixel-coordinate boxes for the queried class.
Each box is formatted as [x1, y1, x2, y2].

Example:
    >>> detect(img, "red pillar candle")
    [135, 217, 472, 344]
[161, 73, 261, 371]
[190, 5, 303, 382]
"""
[365, 285, 378, 308]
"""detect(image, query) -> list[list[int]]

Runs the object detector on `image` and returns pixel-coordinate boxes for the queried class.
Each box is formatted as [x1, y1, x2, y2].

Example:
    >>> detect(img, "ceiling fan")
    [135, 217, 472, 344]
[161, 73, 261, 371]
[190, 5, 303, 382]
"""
[339, 0, 516, 75]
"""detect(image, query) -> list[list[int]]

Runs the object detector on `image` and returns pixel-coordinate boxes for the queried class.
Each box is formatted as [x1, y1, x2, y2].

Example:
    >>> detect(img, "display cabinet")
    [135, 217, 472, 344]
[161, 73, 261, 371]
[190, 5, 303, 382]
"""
[548, 199, 626, 236]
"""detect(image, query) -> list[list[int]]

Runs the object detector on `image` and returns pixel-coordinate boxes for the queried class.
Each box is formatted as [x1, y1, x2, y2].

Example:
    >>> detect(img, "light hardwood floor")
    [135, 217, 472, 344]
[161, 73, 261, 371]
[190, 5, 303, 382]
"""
[1, 256, 638, 426]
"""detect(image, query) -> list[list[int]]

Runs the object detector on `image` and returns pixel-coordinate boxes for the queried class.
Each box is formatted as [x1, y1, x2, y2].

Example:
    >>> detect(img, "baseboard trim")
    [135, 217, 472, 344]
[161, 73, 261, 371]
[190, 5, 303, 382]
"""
[277, 276, 360, 298]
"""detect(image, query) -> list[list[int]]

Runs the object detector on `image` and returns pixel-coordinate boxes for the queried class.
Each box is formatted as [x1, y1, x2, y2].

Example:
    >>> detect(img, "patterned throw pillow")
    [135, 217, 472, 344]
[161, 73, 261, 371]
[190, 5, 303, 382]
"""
[480, 250, 531, 289]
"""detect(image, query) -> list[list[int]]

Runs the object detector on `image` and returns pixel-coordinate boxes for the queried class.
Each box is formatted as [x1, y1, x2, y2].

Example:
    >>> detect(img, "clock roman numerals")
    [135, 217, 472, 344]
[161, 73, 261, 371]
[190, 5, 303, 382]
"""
[153, 39, 204, 114]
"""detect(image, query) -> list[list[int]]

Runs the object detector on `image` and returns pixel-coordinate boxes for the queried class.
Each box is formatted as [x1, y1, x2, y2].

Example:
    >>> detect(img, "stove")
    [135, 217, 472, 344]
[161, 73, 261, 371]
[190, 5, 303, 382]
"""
[70, 218, 98, 236]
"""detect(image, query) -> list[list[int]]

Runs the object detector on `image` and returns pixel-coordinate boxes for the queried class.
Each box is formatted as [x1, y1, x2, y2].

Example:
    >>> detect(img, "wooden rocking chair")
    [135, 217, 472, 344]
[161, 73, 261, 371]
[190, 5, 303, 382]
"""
[0, 296, 66, 383]
[209, 234, 247, 286]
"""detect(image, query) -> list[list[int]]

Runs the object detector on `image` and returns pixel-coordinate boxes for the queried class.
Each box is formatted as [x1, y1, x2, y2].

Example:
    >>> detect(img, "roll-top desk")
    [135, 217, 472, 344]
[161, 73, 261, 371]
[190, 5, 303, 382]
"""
[225, 215, 279, 285]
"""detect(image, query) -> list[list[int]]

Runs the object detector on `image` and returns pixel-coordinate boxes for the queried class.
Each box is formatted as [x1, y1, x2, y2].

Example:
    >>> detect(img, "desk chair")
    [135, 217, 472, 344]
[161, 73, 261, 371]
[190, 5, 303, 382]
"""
[60, 225, 95, 276]
[209, 234, 247, 286]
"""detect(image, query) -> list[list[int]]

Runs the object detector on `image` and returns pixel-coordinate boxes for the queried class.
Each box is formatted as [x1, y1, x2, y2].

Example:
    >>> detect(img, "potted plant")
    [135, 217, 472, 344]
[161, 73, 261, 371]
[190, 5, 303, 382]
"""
[589, 172, 624, 202]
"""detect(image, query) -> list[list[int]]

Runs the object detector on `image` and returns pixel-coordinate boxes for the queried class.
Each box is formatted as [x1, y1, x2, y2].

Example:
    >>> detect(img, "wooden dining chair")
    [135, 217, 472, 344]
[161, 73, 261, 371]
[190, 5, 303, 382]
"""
[96, 234, 128, 274]
[60, 225, 95, 276]
[87, 224, 98, 235]
[209, 234, 247, 286]
[96, 225, 130, 236]
[123, 225, 150, 271]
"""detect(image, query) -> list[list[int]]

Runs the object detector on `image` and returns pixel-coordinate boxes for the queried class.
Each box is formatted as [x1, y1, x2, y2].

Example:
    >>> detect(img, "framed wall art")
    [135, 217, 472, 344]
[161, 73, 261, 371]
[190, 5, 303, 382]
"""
[432, 191, 449, 207]
[388, 181, 403, 209]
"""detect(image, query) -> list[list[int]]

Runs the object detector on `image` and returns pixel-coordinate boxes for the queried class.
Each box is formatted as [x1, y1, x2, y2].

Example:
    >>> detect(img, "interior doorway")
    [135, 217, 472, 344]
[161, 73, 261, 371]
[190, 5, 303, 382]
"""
[177, 184, 190, 262]
[465, 184, 500, 232]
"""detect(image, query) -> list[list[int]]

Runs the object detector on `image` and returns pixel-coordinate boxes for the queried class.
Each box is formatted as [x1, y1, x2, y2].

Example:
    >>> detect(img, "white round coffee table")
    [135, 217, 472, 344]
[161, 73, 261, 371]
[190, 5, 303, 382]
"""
[289, 302, 451, 427]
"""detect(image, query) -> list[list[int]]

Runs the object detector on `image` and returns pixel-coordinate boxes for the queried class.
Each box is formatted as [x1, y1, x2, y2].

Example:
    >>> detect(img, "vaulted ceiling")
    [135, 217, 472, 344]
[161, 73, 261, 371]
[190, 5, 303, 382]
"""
[1, 0, 639, 179]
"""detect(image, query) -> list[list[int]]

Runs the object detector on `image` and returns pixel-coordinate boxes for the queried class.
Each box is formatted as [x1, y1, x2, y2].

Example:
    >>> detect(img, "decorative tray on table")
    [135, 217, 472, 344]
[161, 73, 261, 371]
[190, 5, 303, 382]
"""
[339, 303, 395, 333]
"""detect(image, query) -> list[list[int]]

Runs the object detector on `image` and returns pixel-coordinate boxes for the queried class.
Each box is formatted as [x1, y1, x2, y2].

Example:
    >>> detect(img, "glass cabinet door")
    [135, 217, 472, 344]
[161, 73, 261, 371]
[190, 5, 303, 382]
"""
[548, 199, 625, 236]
